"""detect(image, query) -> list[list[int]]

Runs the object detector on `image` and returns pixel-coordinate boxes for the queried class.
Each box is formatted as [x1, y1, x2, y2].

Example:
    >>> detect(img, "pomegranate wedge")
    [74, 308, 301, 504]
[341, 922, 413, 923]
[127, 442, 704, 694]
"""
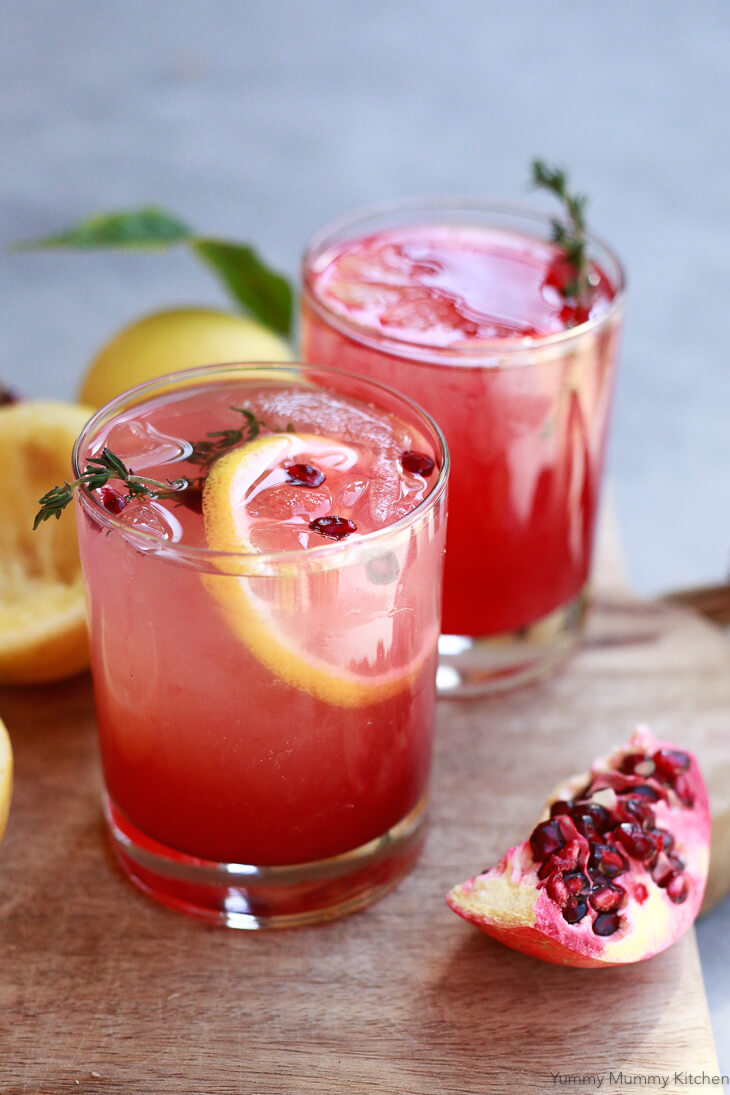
[447, 727, 710, 967]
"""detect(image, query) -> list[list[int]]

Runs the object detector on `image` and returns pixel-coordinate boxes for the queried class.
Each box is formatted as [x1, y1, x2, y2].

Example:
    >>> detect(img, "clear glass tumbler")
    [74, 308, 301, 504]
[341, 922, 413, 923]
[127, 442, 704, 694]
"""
[73, 363, 448, 927]
[301, 199, 625, 695]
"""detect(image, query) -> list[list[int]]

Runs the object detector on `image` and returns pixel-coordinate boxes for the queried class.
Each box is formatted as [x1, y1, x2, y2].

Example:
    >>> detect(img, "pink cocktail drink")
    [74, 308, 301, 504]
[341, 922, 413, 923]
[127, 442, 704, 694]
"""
[74, 364, 448, 927]
[302, 202, 625, 693]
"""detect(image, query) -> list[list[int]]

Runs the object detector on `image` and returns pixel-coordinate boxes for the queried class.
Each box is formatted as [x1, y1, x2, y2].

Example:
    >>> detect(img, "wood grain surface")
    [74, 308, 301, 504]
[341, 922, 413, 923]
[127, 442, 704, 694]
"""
[0, 580, 728, 1092]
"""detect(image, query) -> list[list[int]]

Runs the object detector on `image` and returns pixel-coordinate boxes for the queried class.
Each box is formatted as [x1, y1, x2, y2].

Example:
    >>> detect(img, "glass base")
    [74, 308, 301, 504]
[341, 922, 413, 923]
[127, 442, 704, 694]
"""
[105, 793, 428, 929]
[437, 589, 587, 697]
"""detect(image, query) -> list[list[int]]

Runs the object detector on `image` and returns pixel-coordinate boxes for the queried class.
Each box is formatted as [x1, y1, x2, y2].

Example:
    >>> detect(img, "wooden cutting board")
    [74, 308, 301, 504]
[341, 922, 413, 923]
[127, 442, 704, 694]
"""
[1, 521, 728, 1094]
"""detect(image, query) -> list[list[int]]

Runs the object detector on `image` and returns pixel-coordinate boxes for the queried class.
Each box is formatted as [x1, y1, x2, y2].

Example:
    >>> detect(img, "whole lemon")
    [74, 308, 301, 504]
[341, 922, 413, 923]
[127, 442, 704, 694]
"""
[78, 308, 293, 407]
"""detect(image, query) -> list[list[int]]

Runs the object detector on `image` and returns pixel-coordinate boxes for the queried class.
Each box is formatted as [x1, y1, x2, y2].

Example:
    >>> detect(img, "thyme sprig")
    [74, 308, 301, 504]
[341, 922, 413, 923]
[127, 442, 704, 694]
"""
[187, 406, 263, 472]
[33, 406, 266, 529]
[33, 447, 190, 529]
[531, 159, 594, 308]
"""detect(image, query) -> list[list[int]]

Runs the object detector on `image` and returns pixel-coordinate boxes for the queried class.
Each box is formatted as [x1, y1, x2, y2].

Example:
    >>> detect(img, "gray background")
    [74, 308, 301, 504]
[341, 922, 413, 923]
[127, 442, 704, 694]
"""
[2, 0, 729, 1078]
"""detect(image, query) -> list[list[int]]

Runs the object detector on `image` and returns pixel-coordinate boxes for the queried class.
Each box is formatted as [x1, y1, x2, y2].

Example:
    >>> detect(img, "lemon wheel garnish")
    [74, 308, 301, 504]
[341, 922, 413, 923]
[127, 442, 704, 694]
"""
[0, 717, 12, 841]
[0, 401, 92, 684]
[203, 432, 436, 707]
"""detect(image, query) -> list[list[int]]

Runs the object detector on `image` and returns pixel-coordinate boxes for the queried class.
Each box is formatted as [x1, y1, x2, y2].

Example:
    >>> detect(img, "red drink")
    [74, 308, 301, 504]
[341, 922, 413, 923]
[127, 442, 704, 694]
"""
[302, 202, 625, 692]
[74, 364, 448, 926]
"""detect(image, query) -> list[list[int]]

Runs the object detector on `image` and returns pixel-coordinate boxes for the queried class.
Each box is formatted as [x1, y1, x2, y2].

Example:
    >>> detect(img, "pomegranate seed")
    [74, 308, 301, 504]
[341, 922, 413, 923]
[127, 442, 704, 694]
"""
[666, 874, 689, 904]
[614, 823, 659, 862]
[652, 828, 674, 853]
[652, 853, 678, 888]
[563, 870, 590, 897]
[286, 463, 326, 488]
[546, 874, 569, 907]
[589, 883, 626, 914]
[620, 784, 659, 802]
[400, 450, 435, 477]
[620, 797, 655, 829]
[309, 516, 357, 541]
[529, 819, 565, 862]
[589, 843, 628, 880]
[572, 813, 602, 843]
[634, 883, 649, 904]
[562, 898, 588, 925]
[178, 486, 203, 514]
[673, 774, 695, 807]
[619, 753, 656, 778]
[0, 387, 18, 405]
[549, 800, 572, 817]
[652, 748, 690, 784]
[570, 802, 611, 834]
[99, 486, 127, 515]
[592, 912, 621, 937]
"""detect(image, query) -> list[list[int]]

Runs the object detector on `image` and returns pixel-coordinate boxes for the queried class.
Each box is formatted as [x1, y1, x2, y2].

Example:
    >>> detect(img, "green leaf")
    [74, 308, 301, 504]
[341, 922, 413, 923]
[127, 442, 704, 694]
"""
[14, 207, 192, 250]
[193, 238, 293, 336]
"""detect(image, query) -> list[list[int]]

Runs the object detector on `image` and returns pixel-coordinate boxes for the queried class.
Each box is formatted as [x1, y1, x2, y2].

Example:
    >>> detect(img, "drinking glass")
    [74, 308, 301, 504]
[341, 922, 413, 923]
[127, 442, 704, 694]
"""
[73, 363, 448, 927]
[302, 199, 625, 694]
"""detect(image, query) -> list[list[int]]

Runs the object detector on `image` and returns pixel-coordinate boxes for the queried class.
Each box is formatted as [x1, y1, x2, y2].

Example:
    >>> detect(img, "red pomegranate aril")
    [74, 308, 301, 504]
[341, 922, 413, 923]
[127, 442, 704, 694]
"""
[179, 486, 203, 514]
[99, 486, 128, 515]
[286, 462, 326, 488]
[546, 874, 568, 907]
[621, 784, 660, 802]
[0, 387, 18, 405]
[593, 912, 622, 937]
[550, 800, 572, 818]
[572, 813, 602, 843]
[666, 874, 689, 905]
[400, 450, 435, 477]
[620, 797, 656, 829]
[634, 882, 649, 904]
[653, 748, 690, 784]
[652, 853, 678, 888]
[589, 843, 628, 880]
[652, 828, 674, 853]
[529, 819, 565, 862]
[564, 870, 590, 897]
[544, 839, 583, 878]
[589, 883, 626, 914]
[619, 753, 656, 778]
[673, 774, 695, 808]
[308, 516, 357, 541]
[614, 823, 659, 862]
[571, 802, 611, 833]
[562, 898, 588, 925]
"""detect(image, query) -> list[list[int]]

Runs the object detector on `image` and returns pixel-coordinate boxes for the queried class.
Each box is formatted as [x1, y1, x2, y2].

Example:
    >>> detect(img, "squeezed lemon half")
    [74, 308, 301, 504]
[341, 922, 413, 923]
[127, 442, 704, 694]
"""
[203, 432, 436, 707]
[0, 401, 92, 684]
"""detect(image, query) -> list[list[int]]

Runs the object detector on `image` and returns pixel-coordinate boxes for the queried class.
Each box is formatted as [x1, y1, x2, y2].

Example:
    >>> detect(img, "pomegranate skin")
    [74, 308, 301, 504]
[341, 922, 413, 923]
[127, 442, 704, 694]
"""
[447, 726, 710, 968]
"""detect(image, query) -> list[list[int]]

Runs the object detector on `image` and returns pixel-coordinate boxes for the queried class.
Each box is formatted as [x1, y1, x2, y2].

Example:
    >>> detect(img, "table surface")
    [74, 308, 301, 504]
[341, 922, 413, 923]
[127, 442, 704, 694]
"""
[0, 573, 727, 1093]
[1, 0, 729, 1073]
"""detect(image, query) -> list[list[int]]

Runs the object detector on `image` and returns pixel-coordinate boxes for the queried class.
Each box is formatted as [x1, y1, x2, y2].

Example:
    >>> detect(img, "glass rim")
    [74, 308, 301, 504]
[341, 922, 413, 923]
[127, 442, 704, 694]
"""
[73, 361, 449, 573]
[301, 194, 627, 364]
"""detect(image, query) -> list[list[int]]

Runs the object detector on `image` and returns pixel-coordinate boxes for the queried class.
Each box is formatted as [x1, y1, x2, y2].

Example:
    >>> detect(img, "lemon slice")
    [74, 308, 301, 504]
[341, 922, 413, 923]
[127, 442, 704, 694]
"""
[0, 401, 93, 684]
[203, 432, 437, 707]
[0, 717, 12, 841]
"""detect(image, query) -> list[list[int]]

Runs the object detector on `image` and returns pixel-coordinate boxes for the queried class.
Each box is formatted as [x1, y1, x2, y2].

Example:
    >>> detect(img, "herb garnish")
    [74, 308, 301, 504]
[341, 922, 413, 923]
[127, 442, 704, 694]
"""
[531, 159, 594, 312]
[186, 406, 263, 474]
[33, 406, 265, 529]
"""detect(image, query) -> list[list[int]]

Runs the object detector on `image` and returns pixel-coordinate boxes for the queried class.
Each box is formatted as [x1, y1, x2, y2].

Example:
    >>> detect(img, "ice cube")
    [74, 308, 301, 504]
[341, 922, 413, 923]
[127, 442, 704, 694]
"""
[119, 499, 183, 542]
[99, 417, 193, 468]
